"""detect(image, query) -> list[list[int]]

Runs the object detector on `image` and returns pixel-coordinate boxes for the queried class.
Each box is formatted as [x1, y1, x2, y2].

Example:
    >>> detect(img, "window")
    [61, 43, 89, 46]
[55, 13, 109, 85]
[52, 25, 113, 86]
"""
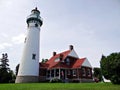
[55, 57, 60, 62]
[82, 68, 86, 76]
[51, 70, 54, 77]
[87, 69, 91, 77]
[56, 69, 59, 76]
[47, 70, 50, 78]
[32, 54, 36, 60]
[66, 58, 70, 65]
[73, 69, 77, 76]
[67, 70, 71, 75]
[35, 23, 38, 27]
[24, 37, 27, 43]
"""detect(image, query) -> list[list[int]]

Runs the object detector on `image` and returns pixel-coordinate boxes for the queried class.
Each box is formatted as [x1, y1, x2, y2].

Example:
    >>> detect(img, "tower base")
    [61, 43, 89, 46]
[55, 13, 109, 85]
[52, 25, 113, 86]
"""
[15, 76, 39, 83]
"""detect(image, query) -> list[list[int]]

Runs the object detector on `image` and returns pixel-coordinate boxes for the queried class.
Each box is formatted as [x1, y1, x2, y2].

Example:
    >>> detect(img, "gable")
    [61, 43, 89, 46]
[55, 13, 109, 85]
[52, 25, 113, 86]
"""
[68, 49, 79, 58]
[45, 50, 71, 69]
[82, 58, 92, 68]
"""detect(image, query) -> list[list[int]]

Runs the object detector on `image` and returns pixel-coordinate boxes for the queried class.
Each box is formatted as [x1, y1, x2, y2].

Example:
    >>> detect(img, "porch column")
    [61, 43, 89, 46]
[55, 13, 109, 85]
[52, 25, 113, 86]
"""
[79, 68, 82, 83]
[59, 68, 61, 79]
[50, 70, 51, 80]
[54, 69, 56, 78]
[65, 69, 67, 79]
[77, 68, 80, 80]
[46, 70, 48, 78]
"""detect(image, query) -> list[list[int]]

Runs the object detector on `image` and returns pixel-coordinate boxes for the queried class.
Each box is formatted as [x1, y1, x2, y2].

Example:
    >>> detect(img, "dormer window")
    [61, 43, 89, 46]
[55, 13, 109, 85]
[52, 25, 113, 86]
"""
[55, 57, 60, 62]
[66, 58, 70, 65]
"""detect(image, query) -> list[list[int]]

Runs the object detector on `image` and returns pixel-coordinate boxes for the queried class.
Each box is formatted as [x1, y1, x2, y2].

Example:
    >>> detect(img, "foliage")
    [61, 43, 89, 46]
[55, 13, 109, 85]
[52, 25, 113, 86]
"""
[0, 53, 15, 83]
[0, 83, 120, 90]
[93, 67, 103, 82]
[41, 58, 48, 63]
[50, 78, 62, 83]
[100, 53, 120, 84]
[0, 53, 9, 70]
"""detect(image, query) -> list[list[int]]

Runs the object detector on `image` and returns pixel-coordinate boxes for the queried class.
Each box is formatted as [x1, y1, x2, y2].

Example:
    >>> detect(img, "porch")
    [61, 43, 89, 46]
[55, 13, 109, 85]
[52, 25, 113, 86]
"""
[46, 68, 81, 82]
[39, 67, 93, 82]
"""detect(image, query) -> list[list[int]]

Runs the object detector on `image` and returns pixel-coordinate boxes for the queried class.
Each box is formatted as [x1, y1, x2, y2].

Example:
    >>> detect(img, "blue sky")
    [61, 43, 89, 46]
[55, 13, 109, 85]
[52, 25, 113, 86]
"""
[0, 0, 120, 71]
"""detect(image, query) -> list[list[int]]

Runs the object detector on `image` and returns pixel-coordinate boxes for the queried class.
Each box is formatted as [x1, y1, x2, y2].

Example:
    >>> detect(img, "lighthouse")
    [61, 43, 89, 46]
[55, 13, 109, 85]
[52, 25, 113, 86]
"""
[15, 7, 43, 83]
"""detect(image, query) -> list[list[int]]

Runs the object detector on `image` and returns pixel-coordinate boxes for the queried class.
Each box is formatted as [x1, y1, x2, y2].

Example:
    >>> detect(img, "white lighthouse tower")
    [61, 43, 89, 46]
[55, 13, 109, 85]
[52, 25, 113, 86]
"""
[15, 7, 43, 83]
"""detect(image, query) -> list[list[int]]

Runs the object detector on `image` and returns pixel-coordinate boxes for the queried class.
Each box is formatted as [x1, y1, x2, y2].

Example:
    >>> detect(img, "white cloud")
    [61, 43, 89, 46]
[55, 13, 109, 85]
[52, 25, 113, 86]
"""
[0, 0, 13, 8]
[0, 33, 25, 50]
[12, 33, 25, 44]
[0, 42, 12, 50]
[1, 33, 9, 38]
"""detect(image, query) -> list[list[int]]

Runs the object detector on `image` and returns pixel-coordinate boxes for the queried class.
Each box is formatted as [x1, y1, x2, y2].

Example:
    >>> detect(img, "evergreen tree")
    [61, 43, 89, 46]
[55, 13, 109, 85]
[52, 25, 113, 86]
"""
[41, 58, 48, 63]
[0, 53, 9, 70]
[0, 53, 13, 83]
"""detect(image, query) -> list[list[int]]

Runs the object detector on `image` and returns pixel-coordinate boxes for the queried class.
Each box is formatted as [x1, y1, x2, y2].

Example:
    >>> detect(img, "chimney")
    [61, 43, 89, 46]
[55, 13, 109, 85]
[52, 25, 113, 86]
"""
[69, 45, 73, 50]
[53, 52, 56, 56]
[59, 54, 63, 61]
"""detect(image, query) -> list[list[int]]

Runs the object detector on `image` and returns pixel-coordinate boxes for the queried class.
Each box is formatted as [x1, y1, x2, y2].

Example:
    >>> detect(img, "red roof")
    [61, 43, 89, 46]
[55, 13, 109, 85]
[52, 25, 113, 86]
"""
[39, 50, 86, 69]
[46, 50, 71, 69]
[72, 58, 85, 68]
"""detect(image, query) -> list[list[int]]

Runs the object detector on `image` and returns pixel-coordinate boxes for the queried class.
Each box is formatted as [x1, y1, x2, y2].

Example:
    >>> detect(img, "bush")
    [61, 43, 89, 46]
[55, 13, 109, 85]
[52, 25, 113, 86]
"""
[50, 78, 62, 83]
[111, 75, 120, 84]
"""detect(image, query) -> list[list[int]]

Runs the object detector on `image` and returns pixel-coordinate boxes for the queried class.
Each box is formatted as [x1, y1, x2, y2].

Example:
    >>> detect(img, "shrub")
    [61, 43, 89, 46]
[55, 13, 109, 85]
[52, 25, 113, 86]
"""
[111, 75, 120, 84]
[50, 78, 62, 83]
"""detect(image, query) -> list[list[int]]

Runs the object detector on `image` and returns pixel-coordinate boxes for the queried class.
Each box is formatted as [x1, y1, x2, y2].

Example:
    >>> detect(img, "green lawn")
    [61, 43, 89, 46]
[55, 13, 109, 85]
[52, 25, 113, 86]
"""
[0, 83, 119, 90]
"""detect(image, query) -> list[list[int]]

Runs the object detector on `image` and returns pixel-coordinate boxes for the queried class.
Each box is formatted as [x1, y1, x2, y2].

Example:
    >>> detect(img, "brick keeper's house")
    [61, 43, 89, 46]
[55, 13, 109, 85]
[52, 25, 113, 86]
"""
[39, 45, 93, 82]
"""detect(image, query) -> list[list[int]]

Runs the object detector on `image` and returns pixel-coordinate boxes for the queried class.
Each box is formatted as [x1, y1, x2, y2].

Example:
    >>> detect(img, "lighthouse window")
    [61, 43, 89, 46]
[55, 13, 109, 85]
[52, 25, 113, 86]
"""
[35, 23, 38, 27]
[24, 37, 27, 43]
[32, 54, 36, 60]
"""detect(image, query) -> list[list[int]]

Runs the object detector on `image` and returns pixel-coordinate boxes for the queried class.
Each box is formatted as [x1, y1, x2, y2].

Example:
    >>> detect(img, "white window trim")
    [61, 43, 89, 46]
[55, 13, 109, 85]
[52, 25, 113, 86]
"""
[67, 70, 70, 75]
[87, 69, 91, 77]
[32, 54, 36, 60]
[82, 68, 86, 76]
[73, 69, 76, 76]
[55, 57, 60, 62]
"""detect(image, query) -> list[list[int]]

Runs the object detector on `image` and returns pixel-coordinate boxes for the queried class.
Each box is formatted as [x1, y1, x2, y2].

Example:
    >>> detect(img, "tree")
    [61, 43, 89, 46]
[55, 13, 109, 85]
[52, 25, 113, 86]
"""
[0, 53, 14, 83]
[93, 67, 103, 82]
[0, 53, 9, 70]
[100, 55, 110, 79]
[100, 53, 120, 84]
[41, 58, 48, 63]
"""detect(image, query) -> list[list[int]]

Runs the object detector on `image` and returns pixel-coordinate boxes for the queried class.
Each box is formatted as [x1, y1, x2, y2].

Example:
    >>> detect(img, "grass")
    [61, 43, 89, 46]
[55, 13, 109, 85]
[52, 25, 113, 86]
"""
[0, 83, 120, 90]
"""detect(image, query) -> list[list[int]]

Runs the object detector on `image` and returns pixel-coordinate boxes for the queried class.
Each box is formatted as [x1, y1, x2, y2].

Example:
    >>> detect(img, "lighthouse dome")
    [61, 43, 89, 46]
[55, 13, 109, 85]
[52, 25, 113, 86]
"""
[26, 7, 43, 26]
